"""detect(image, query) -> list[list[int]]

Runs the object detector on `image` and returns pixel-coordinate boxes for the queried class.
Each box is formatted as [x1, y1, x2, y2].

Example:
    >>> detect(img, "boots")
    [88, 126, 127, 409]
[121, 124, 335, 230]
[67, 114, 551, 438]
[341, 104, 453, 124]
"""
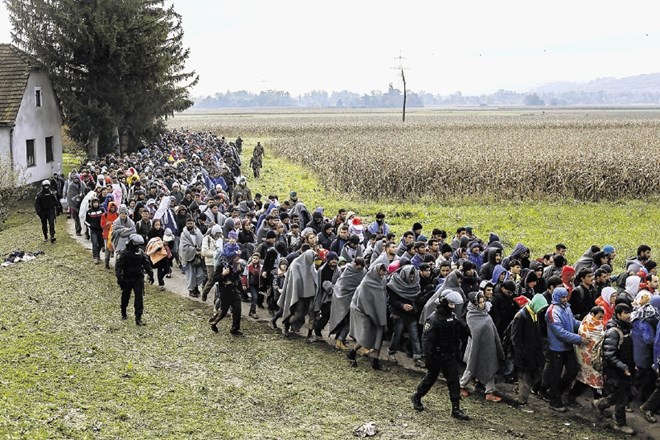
[451, 398, 469, 420]
[347, 349, 358, 367]
[591, 398, 604, 421]
[371, 358, 389, 371]
[612, 422, 634, 435]
[411, 393, 424, 411]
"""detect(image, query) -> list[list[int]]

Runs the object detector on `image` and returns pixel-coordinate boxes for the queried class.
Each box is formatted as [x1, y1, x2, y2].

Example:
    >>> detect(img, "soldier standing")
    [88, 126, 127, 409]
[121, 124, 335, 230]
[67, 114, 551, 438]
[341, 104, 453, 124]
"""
[115, 234, 154, 325]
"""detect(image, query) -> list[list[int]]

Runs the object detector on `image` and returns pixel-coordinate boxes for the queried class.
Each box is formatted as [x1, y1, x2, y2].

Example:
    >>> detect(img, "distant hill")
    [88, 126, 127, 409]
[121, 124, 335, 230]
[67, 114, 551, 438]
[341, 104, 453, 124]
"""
[535, 73, 660, 94]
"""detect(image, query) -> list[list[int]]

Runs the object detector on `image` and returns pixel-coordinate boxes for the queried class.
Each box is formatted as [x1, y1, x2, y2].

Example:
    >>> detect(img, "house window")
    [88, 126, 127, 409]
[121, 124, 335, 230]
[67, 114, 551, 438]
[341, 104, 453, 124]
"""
[26, 139, 35, 167]
[45, 136, 54, 163]
[35, 87, 42, 107]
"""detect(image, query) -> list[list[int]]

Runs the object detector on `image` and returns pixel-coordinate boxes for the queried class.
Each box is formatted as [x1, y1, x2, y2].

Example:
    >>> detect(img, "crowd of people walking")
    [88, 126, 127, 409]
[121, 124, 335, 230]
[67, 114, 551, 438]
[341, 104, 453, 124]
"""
[43, 129, 660, 431]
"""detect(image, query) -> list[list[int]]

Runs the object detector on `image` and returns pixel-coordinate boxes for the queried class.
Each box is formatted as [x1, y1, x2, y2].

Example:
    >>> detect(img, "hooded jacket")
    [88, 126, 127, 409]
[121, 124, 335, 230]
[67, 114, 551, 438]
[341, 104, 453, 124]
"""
[595, 287, 616, 325]
[545, 288, 582, 352]
[479, 248, 500, 282]
[491, 264, 509, 285]
[603, 317, 634, 376]
[501, 242, 530, 270]
[101, 202, 119, 240]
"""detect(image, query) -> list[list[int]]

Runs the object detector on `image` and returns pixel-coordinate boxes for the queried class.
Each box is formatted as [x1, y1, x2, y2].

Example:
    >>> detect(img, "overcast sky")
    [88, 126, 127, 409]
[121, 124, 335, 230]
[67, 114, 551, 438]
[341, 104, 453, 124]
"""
[2, 1, 659, 97]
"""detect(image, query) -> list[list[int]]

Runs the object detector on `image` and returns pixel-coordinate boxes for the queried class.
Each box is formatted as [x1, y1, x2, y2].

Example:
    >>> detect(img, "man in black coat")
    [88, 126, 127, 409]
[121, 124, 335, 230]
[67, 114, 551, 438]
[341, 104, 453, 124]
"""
[115, 234, 154, 325]
[34, 180, 62, 243]
[511, 293, 548, 405]
[209, 250, 244, 336]
[593, 303, 635, 435]
[569, 268, 596, 321]
[411, 292, 469, 420]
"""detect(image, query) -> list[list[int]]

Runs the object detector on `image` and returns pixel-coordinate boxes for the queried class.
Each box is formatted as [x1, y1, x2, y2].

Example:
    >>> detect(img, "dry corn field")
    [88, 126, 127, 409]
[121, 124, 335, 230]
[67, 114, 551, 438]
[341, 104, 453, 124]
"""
[171, 109, 660, 201]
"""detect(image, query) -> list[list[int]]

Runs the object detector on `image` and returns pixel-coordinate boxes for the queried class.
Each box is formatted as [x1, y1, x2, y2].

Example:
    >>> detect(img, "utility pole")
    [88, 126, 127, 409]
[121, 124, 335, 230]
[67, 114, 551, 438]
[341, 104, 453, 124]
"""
[392, 53, 409, 122]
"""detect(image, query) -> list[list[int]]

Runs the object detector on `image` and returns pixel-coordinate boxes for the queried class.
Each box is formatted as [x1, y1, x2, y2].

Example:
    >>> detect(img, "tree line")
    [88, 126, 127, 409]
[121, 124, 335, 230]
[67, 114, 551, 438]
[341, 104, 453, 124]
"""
[196, 88, 660, 109]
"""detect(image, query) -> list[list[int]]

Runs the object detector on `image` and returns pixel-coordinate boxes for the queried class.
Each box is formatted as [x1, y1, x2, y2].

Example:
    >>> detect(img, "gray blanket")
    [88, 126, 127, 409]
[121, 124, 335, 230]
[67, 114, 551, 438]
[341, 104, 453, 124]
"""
[349, 264, 387, 349]
[463, 301, 503, 384]
[179, 226, 204, 263]
[327, 263, 366, 335]
[278, 250, 317, 322]
[111, 216, 136, 253]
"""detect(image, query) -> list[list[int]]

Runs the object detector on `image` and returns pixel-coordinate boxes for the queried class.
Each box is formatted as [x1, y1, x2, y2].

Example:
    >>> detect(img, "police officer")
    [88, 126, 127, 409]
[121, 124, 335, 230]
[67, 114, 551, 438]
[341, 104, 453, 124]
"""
[411, 290, 469, 420]
[209, 248, 244, 336]
[34, 179, 62, 243]
[115, 233, 154, 325]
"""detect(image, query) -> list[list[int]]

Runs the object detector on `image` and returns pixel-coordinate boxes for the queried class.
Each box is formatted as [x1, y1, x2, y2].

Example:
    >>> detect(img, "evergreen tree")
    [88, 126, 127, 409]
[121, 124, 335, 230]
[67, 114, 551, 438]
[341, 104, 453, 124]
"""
[5, 0, 198, 158]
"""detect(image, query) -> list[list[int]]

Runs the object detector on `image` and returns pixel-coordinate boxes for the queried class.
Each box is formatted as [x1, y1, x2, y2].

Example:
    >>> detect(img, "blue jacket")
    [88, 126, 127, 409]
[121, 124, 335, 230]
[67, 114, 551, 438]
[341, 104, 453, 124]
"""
[545, 288, 582, 352]
[491, 264, 509, 285]
[632, 319, 656, 369]
[654, 320, 660, 372]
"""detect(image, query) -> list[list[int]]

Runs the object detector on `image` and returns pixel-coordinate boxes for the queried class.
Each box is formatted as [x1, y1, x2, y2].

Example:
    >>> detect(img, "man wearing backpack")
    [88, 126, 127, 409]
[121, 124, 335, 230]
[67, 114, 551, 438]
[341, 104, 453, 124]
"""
[540, 287, 587, 412]
[592, 303, 635, 435]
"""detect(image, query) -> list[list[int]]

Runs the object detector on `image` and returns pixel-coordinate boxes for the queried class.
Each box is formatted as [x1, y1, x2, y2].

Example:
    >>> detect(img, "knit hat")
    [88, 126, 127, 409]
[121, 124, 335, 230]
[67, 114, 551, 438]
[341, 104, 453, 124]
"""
[265, 230, 277, 240]
[326, 251, 339, 261]
[502, 280, 517, 292]
[275, 242, 287, 255]
[603, 245, 615, 255]
[513, 296, 529, 308]
[118, 205, 129, 215]
[529, 293, 549, 314]
[228, 230, 239, 239]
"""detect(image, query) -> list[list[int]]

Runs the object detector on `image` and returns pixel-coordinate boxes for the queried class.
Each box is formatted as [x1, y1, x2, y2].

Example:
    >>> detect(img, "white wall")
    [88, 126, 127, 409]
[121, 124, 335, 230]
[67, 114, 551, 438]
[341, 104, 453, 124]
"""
[0, 128, 9, 160]
[0, 128, 12, 187]
[11, 70, 63, 184]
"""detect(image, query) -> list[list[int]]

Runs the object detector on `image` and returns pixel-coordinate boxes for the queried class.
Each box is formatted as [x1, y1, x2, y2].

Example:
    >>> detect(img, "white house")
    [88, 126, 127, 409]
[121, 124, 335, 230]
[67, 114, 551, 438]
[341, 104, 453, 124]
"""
[0, 43, 63, 186]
